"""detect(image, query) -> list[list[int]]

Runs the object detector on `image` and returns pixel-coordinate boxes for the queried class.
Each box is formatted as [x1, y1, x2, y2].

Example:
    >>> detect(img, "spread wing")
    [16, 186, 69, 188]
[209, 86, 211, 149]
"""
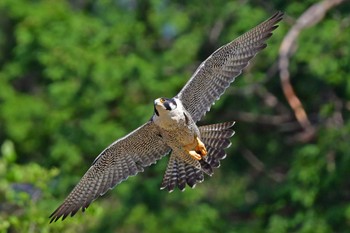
[176, 11, 283, 122]
[49, 121, 170, 222]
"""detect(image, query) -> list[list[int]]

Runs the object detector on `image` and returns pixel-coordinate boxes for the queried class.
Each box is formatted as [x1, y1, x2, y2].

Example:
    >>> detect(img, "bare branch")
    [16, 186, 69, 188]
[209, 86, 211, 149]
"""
[242, 149, 285, 183]
[229, 111, 292, 125]
[278, 0, 345, 137]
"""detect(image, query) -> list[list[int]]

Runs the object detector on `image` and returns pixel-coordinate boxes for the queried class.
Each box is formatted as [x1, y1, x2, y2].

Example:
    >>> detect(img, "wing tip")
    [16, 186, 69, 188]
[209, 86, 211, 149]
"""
[49, 210, 65, 223]
[258, 11, 284, 36]
[49, 204, 88, 223]
[49, 206, 62, 223]
[271, 11, 284, 22]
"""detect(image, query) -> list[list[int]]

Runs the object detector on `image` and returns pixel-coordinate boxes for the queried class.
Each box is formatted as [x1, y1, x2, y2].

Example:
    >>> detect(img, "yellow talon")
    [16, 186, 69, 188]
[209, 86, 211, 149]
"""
[188, 150, 202, 160]
[185, 136, 207, 160]
[195, 136, 207, 157]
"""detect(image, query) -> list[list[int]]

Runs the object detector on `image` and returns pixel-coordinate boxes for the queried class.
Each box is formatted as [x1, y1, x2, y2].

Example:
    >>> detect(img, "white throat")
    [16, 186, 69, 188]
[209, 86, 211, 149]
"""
[153, 98, 186, 129]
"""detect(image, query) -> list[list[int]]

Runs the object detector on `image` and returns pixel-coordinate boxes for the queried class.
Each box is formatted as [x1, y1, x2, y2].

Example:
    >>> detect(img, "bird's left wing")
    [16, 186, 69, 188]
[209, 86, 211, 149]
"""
[49, 121, 170, 222]
[177, 11, 283, 122]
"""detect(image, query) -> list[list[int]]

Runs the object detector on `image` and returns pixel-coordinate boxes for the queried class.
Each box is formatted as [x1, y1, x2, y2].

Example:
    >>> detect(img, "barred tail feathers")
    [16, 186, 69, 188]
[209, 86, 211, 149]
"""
[160, 151, 204, 192]
[199, 121, 235, 176]
[160, 121, 234, 192]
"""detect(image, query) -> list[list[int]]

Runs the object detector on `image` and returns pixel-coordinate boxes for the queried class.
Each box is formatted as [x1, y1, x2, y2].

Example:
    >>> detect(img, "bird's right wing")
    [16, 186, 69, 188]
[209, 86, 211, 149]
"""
[177, 12, 283, 122]
[50, 121, 170, 222]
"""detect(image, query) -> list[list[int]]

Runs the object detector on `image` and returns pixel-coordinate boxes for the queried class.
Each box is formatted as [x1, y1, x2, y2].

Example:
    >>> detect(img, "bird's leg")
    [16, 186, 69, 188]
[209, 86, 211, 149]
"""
[188, 150, 202, 160]
[195, 136, 207, 157]
[185, 136, 207, 161]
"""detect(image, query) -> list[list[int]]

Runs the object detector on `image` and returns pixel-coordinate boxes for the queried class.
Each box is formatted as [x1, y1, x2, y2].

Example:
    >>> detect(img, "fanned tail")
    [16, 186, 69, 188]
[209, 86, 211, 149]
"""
[199, 121, 235, 176]
[160, 121, 235, 192]
[160, 151, 204, 192]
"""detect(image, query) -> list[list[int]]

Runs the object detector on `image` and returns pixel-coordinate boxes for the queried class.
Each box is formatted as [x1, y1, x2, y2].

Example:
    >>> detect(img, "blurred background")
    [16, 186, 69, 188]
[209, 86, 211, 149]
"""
[0, 0, 349, 232]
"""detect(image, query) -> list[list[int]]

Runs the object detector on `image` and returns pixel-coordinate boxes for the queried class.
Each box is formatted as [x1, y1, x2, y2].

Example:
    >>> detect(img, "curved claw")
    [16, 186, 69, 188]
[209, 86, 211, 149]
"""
[186, 136, 207, 160]
[188, 150, 202, 160]
[195, 137, 207, 156]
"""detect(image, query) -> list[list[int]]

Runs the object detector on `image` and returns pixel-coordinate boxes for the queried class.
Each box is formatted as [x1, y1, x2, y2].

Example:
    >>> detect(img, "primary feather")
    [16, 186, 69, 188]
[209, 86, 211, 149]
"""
[177, 11, 284, 122]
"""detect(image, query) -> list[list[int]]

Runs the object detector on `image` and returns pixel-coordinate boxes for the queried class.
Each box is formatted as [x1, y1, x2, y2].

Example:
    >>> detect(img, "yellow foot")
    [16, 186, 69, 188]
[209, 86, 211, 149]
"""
[195, 137, 207, 157]
[186, 136, 207, 161]
[188, 150, 202, 160]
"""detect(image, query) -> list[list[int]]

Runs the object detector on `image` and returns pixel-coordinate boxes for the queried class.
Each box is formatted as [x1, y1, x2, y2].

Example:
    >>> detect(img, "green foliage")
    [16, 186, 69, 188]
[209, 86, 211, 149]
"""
[0, 0, 350, 232]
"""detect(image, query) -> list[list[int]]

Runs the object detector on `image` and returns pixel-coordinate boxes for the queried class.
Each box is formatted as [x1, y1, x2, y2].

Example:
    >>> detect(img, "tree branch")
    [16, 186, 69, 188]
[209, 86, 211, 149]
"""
[278, 0, 344, 139]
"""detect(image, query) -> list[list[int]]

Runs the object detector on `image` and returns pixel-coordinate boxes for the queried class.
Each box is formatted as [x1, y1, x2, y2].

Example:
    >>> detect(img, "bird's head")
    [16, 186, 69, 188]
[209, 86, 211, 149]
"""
[154, 97, 177, 116]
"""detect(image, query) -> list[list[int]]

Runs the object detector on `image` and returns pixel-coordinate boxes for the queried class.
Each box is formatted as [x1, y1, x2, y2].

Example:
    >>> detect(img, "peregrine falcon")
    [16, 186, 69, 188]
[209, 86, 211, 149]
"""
[50, 11, 283, 222]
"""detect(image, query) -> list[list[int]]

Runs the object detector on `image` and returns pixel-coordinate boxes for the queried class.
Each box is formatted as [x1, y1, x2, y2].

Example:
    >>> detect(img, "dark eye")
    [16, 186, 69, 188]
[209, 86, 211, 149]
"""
[160, 98, 165, 103]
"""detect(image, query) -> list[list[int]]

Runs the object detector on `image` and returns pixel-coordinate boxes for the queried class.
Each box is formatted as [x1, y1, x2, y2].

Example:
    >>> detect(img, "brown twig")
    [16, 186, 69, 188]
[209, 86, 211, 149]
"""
[278, 0, 344, 138]
[209, 19, 224, 44]
[242, 149, 285, 182]
[229, 111, 292, 126]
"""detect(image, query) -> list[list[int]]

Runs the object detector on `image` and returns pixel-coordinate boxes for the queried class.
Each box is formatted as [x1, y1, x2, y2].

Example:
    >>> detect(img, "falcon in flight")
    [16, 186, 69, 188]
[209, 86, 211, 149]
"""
[50, 11, 283, 222]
